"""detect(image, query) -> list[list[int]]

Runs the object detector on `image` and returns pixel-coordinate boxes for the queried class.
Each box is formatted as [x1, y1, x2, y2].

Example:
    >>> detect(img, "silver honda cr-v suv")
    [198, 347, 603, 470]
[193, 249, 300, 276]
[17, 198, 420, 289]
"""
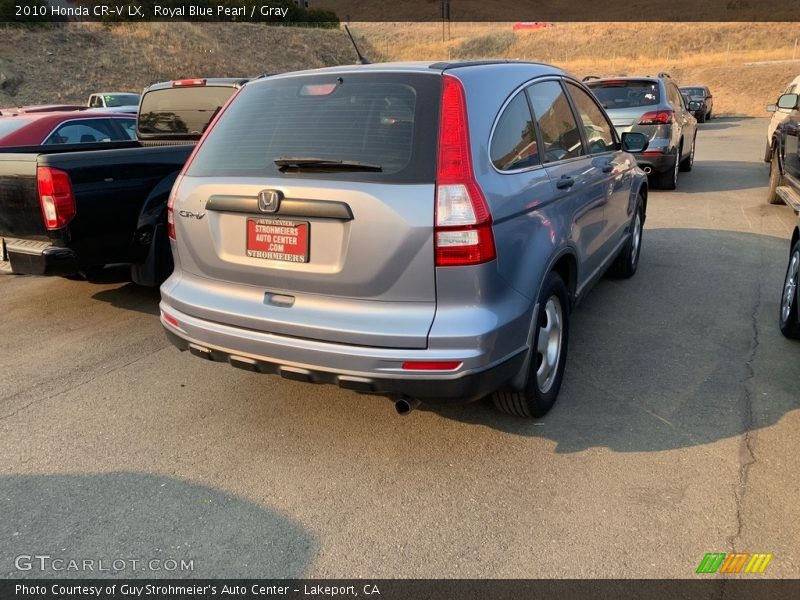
[160, 61, 649, 418]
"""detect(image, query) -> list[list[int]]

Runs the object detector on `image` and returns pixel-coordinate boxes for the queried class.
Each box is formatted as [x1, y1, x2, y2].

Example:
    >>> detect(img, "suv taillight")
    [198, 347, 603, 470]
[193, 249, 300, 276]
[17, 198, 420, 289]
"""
[37, 167, 75, 230]
[639, 110, 674, 125]
[166, 175, 181, 241]
[435, 75, 496, 267]
[167, 85, 245, 241]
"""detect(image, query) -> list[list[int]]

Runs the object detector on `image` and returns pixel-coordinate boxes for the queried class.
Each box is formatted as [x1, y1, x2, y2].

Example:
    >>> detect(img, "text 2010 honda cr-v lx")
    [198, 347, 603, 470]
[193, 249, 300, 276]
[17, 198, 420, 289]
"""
[160, 61, 650, 418]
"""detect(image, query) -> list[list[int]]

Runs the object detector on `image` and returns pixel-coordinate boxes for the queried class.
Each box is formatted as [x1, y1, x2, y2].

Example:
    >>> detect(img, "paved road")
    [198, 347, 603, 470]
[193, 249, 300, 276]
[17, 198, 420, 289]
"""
[1, 118, 798, 579]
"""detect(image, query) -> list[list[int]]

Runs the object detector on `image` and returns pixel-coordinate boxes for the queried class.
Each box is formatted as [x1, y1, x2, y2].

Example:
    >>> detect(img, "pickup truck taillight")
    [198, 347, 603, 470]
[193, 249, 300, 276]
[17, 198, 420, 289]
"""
[37, 167, 76, 230]
[434, 75, 496, 267]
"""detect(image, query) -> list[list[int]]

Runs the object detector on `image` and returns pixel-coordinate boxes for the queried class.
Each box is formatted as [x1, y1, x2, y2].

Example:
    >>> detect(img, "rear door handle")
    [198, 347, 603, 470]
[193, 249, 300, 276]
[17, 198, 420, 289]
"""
[556, 176, 575, 189]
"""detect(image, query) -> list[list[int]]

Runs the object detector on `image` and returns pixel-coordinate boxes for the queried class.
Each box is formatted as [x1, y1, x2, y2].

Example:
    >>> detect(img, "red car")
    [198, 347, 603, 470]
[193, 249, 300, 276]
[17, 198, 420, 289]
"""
[0, 111, 136, 147]
[512, 22, 555, 30]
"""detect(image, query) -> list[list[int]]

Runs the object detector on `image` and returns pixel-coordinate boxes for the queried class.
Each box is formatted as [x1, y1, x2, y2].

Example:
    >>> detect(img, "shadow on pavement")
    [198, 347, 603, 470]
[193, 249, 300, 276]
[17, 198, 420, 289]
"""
[696, 118, 748, 132]
[424, 228, 800, 452]
[91, 283, 161, 316]
[677, 159, 768, 194]
[1, 472, 314, 578]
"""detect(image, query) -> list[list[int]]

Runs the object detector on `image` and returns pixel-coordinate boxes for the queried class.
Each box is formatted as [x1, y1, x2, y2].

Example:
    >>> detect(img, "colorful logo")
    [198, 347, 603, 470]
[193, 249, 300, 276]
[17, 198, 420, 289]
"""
[696, 553, 772, 574]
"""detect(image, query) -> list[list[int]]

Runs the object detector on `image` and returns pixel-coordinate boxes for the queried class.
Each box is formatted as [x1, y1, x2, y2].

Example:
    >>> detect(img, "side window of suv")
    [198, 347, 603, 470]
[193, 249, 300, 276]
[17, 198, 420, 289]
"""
[565, 82, 616, 154]
[527, 80, 585, 163]
[668, 83, 684, 109]
[490, 91, 539, 171]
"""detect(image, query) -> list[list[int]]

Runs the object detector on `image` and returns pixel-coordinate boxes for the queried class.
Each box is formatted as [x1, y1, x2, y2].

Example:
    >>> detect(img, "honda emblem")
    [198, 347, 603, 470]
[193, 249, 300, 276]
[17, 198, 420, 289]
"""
[258, 190, 282, 213]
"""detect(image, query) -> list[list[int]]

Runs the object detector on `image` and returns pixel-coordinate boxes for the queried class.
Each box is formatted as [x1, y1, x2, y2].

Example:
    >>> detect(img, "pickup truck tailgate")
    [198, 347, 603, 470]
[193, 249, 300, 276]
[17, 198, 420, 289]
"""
[0, 155, 47, 240]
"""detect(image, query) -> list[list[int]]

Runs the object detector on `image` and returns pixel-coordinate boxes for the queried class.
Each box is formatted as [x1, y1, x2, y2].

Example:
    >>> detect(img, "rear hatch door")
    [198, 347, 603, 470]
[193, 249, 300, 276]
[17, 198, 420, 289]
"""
[172, 71, 441, 349]
[587, 79, 660, 132]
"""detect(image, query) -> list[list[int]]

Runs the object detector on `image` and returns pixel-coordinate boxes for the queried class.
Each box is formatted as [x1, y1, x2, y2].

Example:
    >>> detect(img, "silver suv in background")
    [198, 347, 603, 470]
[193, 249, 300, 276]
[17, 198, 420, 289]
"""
[586, 74, 698, 190]
[160, 61, 650, 418]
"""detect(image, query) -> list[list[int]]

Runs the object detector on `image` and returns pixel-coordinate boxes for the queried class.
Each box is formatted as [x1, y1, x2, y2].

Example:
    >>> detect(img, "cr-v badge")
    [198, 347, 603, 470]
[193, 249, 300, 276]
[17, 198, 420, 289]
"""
[178, 210, 206, 219]
[258, 190, 282, 213]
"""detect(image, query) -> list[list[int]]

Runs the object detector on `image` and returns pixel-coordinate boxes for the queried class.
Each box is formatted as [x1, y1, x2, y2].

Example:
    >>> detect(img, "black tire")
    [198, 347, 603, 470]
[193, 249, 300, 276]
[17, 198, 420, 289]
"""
[609, 196, 645, 279]
[764, 141, 773, 163]
[767, 149, 785, 205]
[699, 111, 706, 123]
[493, 271, 570, 418]
[707, 110, 712, 120]
[679, 134, 695, 172]
[779, 241, 800, 339]
[653, 150, 679, 190]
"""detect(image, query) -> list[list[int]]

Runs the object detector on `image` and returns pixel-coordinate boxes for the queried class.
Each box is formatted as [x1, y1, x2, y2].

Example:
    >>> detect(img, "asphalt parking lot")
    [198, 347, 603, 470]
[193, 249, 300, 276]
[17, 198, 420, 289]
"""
[1, 117, 799, 579]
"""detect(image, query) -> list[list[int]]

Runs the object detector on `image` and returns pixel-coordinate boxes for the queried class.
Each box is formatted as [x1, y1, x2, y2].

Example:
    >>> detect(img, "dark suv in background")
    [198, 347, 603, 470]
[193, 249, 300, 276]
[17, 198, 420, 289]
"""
[160, 61, 651, 419]
[680, 85, 713, 122]
[586, 74, 698, 190]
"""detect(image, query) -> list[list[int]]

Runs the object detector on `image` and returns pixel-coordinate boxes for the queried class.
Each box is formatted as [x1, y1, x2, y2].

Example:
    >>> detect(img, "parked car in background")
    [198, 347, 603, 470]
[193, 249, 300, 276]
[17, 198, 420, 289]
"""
[680, 85, 713, 122]
[780, 212, 800, 339]
[765, 89, 800, 208]
[586, 74, 698, 189]
[0, 78, 250, 286]
[160, 61, 650, 418]
[0, 111, 135, 146]
[512, 22, 554, 30]
[765, 74, 800, 163]
[85, 106, 139, 115]
[87, 92, 141, 109]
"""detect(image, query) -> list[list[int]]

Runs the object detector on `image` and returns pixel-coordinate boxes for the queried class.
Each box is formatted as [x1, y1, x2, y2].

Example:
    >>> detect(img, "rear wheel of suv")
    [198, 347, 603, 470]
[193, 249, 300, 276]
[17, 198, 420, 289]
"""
[767, 149, 785, 205]
[654, 148, 680, 190]
[679, 134, 695, 172]
[492, 271, 569, 418]
[780, 241, 800, 339]
[609, 196, 644, 279]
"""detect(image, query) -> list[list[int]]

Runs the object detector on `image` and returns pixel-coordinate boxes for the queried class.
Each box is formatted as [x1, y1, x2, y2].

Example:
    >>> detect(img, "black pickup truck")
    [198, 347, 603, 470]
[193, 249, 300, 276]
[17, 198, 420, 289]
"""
[0, 77, 250, 286]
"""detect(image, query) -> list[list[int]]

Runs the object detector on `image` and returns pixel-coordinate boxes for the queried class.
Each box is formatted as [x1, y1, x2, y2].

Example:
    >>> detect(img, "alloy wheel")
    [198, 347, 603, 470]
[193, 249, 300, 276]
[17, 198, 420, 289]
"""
[536, 296, 564, 393]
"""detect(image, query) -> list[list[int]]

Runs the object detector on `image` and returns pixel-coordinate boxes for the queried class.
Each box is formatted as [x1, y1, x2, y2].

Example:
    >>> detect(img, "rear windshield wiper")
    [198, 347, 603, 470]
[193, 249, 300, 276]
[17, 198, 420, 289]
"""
[275, 157, 382, 172]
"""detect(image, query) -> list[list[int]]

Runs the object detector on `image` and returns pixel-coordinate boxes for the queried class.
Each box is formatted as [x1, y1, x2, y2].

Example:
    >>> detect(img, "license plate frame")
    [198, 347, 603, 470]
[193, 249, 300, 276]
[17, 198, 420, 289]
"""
[245, 218, 309, 263]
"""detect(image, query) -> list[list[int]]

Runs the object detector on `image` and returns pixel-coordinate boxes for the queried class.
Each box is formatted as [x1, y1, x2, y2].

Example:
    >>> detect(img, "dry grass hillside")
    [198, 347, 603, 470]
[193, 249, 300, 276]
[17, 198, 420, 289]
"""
[1, 22, 799, 116]
[0, 22, 367, 106]
[353, 22, 800, 116]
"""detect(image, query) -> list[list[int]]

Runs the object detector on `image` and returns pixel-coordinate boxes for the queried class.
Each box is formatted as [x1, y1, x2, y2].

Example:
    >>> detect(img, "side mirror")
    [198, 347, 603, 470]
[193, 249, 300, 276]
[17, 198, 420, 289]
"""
[767, 103, 777, 113]
[777, 93, 799, 110]
[688, 101, 702, 111]
[621, 131, 649, 153]
[706, 94, 713, 99]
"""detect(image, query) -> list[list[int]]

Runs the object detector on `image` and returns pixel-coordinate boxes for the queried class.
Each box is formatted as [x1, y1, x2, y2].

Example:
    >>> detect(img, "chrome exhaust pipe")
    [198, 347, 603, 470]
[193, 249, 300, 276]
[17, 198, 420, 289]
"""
[643, 166, 652, 174]
[395, 397, 421, 415]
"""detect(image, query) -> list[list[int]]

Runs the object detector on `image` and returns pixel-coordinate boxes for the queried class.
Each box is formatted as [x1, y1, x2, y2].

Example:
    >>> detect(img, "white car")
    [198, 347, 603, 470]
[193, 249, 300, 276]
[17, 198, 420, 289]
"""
[87, 92, 140, 109]
[765, 75, 800, 162]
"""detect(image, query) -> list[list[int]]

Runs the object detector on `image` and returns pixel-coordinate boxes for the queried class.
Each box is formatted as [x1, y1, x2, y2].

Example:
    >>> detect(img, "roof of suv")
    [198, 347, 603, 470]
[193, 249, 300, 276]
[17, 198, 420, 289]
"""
[262, 60, 568, 80]
[586, 76, 665, 84]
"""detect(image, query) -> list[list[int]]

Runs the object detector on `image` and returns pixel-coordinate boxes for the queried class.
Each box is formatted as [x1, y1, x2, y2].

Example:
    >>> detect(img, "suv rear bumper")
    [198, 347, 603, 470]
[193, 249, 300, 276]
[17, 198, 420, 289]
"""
[3, 238, 79, 276]
[159, 302, 527, 403]
[635, 151, 675, 174]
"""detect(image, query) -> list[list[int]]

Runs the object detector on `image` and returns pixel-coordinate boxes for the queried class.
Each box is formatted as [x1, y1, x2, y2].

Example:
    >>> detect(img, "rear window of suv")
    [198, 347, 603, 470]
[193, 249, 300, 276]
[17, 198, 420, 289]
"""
[186, 72, 440, 184]
[587, 80, 660, 109]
